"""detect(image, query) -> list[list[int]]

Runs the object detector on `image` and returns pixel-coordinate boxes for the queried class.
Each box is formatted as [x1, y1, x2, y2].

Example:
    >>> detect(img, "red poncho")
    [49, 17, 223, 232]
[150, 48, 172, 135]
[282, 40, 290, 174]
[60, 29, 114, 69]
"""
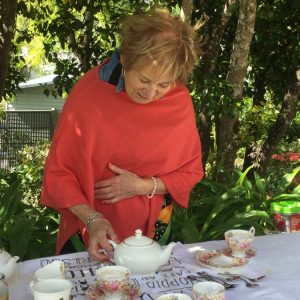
[41, 66, 203, 254]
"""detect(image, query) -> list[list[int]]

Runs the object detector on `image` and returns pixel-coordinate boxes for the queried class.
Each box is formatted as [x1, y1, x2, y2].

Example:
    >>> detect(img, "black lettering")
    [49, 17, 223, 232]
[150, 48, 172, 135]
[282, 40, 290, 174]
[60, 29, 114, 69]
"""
[146, 282, 155, 288]
[160, 279, 170, 288]
[170, 278, 180, 286]
[179, 277, 190, 285]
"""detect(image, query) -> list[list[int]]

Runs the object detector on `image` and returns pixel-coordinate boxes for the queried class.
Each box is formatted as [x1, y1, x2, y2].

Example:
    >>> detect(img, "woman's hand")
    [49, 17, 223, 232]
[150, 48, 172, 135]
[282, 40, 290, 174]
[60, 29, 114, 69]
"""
[88, 217, 120, 261]
[68, 204, 120, 262]
[94, 162, 146, 203]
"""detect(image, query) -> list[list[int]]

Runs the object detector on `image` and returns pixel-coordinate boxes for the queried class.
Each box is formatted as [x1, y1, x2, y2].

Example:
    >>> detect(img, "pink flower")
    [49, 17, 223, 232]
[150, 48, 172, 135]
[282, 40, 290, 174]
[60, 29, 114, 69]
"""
[289, 154, 300, 161]
[271, 154, 286, 161]
[271, 152, 300, 162]
[110, 282, 120, 291]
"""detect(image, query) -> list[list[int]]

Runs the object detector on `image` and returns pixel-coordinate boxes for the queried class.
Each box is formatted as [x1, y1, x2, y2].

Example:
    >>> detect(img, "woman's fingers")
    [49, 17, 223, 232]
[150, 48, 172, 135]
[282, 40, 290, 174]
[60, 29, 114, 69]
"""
[108, 162, 128, 175]
[94, 164, 143, 201]
[88, 218, 119, 262]
[94, 188, 114, 199]
[94, 179, 112, 189]
[88, 247, 110, 262]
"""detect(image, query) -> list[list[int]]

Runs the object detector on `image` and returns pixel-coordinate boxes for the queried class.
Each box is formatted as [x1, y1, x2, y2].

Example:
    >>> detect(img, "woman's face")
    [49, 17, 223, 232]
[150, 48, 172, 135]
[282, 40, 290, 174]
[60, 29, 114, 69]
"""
[124, 65, 173, 104]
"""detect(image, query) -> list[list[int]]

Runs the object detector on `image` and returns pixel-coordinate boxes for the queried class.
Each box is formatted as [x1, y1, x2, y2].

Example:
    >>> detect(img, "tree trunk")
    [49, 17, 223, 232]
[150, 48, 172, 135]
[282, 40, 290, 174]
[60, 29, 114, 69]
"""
[68, 0, 96, 73]
[0, 0, 18, 102]
[216, 0, 257, 170]
[198, 111, 211, 168]
[258, 75, 300, 176]
[198, 0, 237, 169]
[180, 0, 193, 24]
[202, 0, 237, 74]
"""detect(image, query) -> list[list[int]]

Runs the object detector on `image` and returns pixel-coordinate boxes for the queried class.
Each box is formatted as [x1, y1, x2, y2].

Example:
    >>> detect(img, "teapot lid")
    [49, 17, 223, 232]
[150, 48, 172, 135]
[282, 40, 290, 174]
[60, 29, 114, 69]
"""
[124, 229, 153, 246]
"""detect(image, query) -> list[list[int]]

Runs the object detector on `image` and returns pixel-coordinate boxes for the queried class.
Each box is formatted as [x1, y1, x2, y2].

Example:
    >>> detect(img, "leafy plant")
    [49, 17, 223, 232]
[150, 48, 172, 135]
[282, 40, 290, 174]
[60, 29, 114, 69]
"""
[170, 166, 300, 244]
[0, 142, 59, 261]
[14, 141, 50, 207]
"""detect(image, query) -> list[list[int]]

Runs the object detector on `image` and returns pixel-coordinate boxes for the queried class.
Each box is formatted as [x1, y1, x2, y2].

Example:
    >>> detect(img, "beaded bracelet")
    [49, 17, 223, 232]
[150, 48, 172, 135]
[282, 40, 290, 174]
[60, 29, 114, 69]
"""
[147, 176, 157, 199]
[86, 211, 103, 230]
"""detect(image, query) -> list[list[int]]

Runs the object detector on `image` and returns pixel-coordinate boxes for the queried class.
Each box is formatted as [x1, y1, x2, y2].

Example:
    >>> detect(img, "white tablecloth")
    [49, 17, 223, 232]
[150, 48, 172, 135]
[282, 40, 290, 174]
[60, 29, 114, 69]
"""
[8, 231, 300, 300]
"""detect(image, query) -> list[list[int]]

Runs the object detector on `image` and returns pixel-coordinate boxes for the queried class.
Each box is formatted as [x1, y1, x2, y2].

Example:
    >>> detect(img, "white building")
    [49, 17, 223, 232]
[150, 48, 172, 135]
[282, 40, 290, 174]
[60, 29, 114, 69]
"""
[6, 74, 65, 112]
[1, 75, 65, 169]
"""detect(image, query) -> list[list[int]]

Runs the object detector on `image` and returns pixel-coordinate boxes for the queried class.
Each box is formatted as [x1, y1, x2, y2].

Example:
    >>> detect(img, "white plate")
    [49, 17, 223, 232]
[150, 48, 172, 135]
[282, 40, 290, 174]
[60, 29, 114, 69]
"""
[195, 248, 256, 270]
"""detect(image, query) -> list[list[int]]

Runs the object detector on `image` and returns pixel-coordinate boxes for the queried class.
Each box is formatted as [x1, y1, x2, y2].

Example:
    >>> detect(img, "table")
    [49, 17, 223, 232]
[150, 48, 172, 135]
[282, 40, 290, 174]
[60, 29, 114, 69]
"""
[8, 231, 300, 300]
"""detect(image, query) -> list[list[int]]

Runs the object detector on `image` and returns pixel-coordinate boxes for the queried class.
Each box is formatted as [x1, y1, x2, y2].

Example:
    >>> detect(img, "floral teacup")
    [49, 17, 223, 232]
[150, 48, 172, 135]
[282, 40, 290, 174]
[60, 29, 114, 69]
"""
[224, 226, 255, 258]
[192, 282, 225, 300]
[96, 266, 131, 300]
[156, 293, 192, 300]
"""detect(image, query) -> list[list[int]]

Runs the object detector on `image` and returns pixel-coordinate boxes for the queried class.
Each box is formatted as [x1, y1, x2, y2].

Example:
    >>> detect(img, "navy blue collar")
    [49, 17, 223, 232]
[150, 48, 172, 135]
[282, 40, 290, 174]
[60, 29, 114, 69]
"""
[99, 50, 125, 92]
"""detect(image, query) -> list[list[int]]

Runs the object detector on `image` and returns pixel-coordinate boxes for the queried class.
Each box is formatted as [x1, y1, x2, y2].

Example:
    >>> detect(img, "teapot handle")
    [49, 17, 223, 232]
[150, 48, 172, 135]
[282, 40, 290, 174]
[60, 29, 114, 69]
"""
[102, 240, 118, 263]
[108, 239, 118, 250]
[249, 226, 255, 235]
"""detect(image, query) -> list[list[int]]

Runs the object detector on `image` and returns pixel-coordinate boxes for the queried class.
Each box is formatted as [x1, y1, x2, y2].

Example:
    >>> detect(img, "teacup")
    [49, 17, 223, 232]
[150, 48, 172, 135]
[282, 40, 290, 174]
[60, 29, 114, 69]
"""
[224, 226, 255, 258]
[156, 293, 192, 300]
[192, 282, 225, 300]
[96, 265, 131, 300]
[30, 278, 72, 300]
[34, 261, 65, 281]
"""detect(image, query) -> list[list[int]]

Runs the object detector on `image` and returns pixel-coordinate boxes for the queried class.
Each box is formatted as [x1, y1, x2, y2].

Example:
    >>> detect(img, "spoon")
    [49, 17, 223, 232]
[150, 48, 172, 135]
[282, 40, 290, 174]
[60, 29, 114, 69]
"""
[187, 274, 237, 289]
[236, 276, 259, 288]
[218, 271, 266, 282]
[217, 272, 259, 288]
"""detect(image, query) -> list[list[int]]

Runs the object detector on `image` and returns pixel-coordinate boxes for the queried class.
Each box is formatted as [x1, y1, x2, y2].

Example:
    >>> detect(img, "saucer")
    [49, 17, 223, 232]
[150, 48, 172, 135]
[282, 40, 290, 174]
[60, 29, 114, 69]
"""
[195, 249, 250, 270]
[223, 247, 256, 258]
[86, 283, 140, 300]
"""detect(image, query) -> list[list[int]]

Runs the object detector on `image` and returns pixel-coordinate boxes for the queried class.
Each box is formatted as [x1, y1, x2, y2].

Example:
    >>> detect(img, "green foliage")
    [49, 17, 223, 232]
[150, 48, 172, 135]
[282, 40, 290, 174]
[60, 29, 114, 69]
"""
[13, 0, 161, 97]
[249, 0, 300, 102]
[283, 111, 300, 145]
[0, 142, 58, 261]
[237, 96, 278, 148]
[14, 142, 50, 207]
[170, 166, 300, 244]
[267, 156, 300, 195]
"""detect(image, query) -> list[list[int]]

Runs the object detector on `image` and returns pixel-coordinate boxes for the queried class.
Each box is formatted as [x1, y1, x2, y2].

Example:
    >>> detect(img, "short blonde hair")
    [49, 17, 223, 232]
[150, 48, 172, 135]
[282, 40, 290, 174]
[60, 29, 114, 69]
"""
[120, 9, 200, 83]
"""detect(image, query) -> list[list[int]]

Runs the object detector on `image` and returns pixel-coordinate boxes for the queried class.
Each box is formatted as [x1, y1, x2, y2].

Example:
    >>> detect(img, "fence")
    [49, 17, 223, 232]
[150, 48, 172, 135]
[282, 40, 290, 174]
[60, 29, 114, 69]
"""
[0, 110, 57, 169]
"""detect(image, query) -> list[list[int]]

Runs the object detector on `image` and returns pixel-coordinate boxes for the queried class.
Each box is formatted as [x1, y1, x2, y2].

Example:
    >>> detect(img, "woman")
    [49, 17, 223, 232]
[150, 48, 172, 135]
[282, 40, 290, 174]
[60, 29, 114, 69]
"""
[41, 8, 204, 261]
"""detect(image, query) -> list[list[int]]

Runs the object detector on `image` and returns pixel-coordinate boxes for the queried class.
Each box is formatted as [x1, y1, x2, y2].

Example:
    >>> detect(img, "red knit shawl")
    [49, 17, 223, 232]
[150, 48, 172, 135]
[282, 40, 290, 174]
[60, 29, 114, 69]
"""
[41, 66, 204, 254]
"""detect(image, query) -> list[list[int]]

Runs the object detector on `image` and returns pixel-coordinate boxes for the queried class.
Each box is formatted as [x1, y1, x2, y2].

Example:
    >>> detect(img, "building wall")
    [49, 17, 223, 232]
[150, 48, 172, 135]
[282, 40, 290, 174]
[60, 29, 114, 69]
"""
[7, 84, 65, 112]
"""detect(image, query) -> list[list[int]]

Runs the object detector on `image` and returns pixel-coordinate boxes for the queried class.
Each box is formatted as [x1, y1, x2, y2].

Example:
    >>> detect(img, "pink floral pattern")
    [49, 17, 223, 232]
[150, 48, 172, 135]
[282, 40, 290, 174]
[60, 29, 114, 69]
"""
[192, 289, 225, 300]
[225, 230, 254, 257]
[86, 283, 140, 300]
[195, 249, 249, 268]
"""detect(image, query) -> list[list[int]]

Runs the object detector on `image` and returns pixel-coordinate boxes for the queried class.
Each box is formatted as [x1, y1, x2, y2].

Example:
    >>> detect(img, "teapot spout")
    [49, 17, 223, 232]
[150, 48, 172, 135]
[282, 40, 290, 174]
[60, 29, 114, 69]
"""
[160, 242, 176, 265]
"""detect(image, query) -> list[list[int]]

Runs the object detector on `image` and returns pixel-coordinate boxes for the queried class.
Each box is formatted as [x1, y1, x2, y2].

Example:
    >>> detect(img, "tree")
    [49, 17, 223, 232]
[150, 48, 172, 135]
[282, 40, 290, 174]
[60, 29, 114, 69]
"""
[0, 0, 18, 102]
[3, 0, 300, 178]
[242, 0, 300, 175]
[216, 0, 257, 170]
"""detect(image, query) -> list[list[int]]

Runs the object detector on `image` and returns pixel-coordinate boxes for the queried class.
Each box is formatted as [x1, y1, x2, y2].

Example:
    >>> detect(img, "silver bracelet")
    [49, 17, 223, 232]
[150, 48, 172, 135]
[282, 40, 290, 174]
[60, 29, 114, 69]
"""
[147, 176, 157, 199]
[86, 211, 103, 230]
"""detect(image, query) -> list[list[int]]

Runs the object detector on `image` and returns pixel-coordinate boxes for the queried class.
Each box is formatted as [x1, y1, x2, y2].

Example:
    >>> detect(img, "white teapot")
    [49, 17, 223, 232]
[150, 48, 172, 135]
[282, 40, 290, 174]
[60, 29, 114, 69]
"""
[109, 229, 176, 275]
[0, 249, 19, 279]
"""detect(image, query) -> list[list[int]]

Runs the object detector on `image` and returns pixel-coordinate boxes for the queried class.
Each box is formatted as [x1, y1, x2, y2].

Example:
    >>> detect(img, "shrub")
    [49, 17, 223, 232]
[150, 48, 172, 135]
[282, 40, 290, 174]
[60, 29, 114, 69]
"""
[0, 142, 58, 261]
[170, 166, 300, 243]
